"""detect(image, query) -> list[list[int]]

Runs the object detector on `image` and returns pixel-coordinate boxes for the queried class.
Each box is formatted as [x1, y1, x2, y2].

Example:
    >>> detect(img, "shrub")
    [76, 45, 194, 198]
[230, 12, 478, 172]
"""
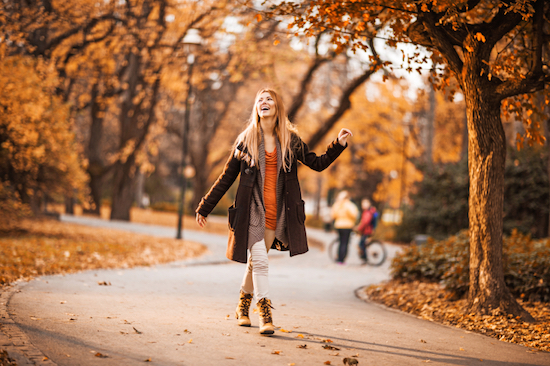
[391, 230, 550, 302]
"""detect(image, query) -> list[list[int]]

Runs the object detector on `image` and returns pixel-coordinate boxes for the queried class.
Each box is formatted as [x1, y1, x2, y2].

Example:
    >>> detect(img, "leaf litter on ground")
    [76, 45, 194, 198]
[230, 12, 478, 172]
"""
[365, 279, 550, 352]
[0, 217, 207, 286]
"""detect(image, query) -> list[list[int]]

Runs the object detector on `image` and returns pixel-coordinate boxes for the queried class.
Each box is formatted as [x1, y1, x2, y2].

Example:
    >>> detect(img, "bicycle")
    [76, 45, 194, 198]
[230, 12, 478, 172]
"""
[328, 231, 387, 266]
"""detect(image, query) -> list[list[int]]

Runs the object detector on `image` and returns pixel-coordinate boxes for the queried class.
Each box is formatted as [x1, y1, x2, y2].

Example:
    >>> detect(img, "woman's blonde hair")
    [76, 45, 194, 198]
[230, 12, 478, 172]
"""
[235, 88, 298, 171]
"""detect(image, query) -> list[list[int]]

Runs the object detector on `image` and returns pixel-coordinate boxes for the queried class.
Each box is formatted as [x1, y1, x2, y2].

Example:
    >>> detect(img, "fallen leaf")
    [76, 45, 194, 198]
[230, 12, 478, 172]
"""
[188, 339, 193, 343]
[343, 357, 358, 365]
[297, 344, 307, 349]
[95, 352, 108, 358]
[144, 358, 151, 362]
[322, 345, 340, 350]
[183, 329, 191, 333]
[225, 357, 234, 359]
[60, 301, 67, 304]
[272, 350, 281, 355]
[324, 362, 331, 365]
[43, 357, 48, 361]
[98, 281, 111, 286]
[420, 339, 427, 343]
[288, 363, 295, 366]
[295, 334, 304, 339]
[422, 360, 431, 363]
[280, 328, 292, 333]
[322, 339, 333, 343]
[459, 347, 465, 351]
[133, 327, 142, 334]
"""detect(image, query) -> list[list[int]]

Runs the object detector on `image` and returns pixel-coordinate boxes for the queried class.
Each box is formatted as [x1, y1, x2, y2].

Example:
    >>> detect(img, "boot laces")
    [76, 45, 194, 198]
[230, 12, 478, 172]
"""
[238, 293, 253, 317]
[258, 299, 274, 323]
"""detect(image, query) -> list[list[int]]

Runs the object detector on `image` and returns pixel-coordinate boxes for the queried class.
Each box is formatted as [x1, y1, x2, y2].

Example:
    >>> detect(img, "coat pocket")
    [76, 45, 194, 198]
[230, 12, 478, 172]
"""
[296, 200, 306, 225]
[228, 205, 239, 230]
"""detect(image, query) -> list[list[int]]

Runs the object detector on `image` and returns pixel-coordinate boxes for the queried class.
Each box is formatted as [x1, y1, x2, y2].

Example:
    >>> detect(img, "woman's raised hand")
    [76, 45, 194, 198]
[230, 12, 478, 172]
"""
[196, 213, 207, 228]
[338, 128, 353, 146]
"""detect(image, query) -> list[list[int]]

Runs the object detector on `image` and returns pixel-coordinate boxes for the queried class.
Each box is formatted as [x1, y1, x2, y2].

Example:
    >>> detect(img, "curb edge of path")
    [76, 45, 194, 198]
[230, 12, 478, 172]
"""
[1, 282, 57, 366]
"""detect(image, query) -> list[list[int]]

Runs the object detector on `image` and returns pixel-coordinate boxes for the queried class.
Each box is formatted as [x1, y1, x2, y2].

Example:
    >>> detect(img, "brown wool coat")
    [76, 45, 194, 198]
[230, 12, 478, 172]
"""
[196, 134, 347, 263]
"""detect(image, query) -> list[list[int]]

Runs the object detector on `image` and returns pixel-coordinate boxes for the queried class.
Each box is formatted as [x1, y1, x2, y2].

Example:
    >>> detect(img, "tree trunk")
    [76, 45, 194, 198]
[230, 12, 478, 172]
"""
[424, 85, 435, 168]
[465, 87, 533, 321]
[547, 112, 550, 238]
[460, 107, 468, 162]
[86, 81, 106, 215]
[110, 157, 137, 221]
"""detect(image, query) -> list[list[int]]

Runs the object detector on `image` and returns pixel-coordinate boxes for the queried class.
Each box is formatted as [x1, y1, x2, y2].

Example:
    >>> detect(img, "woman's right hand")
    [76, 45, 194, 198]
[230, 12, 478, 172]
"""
[196, 213, 207, 228]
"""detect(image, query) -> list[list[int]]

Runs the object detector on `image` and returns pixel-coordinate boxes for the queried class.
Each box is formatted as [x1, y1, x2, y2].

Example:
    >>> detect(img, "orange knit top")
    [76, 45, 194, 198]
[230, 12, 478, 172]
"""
[264, 149, 278, 230]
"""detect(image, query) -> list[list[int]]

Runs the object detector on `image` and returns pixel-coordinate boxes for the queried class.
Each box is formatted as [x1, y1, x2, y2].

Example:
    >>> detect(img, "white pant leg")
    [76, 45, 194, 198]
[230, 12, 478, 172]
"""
[239, 229, 275, 298]
[250, 239, 269, 300]
[240, 251, 254, 295]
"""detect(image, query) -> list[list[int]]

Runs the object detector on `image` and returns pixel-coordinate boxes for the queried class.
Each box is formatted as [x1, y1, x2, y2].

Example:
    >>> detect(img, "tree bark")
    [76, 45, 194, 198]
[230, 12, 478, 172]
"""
[465, 86, 533, 321]
[547, 112, 550, 238]
[425, 85, 435, 169]
[110, 156, 137, 221]
[86, 81, 106, 215]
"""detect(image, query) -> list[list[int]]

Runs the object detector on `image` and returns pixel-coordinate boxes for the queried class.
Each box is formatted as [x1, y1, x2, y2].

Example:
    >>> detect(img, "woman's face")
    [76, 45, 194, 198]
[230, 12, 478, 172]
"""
[256, 92, 277, 119]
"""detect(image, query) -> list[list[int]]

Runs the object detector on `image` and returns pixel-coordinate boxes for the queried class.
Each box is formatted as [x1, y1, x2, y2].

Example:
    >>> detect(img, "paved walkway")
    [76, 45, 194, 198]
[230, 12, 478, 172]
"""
[1, 216, 549, 365]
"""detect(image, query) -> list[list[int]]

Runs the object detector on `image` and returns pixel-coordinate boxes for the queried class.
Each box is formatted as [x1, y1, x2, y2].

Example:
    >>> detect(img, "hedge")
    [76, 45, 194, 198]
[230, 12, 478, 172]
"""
[391, 230, 550, 302]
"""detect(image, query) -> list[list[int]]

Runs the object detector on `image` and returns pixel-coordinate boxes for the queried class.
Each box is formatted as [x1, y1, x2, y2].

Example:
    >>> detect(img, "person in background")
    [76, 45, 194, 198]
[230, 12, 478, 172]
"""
[330, 190, 359, 264]
[357, 198, 378, 262]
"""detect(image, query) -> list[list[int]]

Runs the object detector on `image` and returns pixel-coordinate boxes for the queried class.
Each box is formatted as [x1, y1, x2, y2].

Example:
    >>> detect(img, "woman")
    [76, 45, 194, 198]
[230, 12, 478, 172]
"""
[195, 88, 352, 335]
[330, 190, 359, 264]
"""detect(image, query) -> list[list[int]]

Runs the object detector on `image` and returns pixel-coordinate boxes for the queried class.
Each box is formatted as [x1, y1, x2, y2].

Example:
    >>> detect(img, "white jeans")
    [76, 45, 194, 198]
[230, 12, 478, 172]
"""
[240, 229, 275, 300]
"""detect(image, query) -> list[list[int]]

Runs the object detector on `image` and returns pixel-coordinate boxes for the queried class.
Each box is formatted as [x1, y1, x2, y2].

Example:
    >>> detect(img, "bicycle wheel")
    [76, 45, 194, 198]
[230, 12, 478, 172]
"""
[328, 238, 340, 262]
[365, 240, 387, 266]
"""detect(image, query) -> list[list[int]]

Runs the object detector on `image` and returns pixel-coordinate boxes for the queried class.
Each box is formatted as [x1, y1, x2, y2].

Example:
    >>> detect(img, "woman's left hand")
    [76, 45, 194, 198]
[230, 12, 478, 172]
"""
[338, 128, 353, 146]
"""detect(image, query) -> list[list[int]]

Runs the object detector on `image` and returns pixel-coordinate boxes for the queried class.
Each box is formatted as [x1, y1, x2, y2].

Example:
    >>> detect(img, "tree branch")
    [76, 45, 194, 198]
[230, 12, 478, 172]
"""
[288, 33, 335, 122]
[307, 39, 380, 149]
[493, 0, 548, 100]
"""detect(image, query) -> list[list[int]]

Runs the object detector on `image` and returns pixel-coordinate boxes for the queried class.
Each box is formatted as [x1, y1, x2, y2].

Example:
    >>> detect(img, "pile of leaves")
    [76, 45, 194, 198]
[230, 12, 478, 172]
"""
[0, 218, 206, 286]
[391, 230, 550, 302]
[364, 280, 550, 352]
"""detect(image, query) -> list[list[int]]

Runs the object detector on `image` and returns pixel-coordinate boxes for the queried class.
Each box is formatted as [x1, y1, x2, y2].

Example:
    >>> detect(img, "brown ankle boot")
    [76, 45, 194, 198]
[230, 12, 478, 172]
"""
[257, 298, 274, 335]
[235, 291, 253, 327]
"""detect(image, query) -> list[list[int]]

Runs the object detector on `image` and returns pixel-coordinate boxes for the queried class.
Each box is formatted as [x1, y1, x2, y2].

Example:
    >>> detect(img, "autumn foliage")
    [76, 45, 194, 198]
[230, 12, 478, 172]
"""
[0, 56, 87, 221]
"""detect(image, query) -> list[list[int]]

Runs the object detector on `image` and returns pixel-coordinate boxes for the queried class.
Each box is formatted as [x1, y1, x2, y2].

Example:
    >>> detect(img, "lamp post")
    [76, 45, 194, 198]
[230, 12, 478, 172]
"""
[176, 29, 201, 240]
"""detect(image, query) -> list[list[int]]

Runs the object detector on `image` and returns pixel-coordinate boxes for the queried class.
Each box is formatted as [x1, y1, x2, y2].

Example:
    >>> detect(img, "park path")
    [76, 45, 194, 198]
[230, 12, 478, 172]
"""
[2, 216, 550, 365]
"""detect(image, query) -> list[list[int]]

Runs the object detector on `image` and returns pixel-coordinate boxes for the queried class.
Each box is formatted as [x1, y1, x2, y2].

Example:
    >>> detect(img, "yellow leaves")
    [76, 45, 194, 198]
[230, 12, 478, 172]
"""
[366, 280, 550, 352]
[255, 13, 262, 22]
[0, 216, 206, 286]
[274, 40, 281, 46]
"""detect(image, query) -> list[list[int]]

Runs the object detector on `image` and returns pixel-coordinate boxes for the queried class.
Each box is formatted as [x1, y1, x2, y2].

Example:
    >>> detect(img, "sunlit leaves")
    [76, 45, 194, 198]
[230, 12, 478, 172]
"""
[0, 217, 206, 286]
[0, 56, 87, 212]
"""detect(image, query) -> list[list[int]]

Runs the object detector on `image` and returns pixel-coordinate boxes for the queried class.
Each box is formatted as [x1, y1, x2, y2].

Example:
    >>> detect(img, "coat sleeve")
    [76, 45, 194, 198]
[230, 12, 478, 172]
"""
[196, 149, 241, 217]
[295, 135, 347, 172]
